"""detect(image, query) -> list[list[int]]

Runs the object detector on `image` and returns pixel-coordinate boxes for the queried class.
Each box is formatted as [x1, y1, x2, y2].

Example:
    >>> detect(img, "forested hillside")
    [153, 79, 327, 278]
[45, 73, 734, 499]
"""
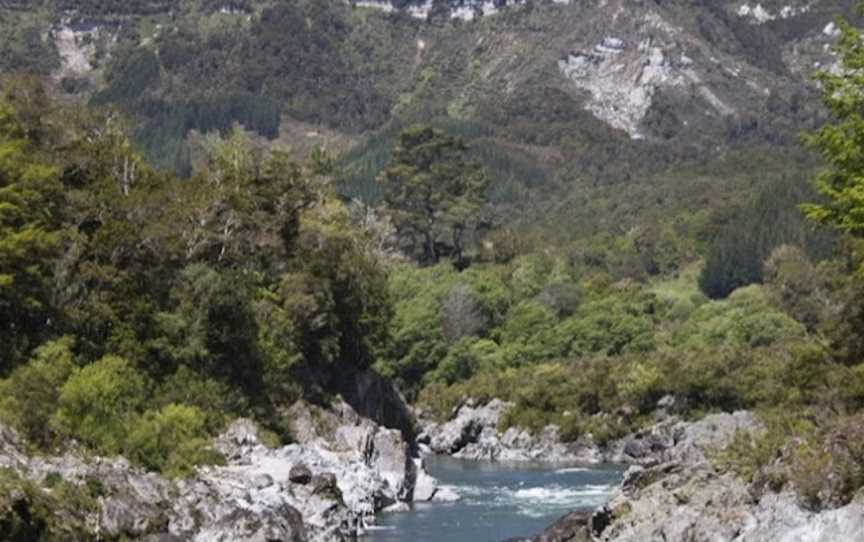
[4, 0, 864, 537]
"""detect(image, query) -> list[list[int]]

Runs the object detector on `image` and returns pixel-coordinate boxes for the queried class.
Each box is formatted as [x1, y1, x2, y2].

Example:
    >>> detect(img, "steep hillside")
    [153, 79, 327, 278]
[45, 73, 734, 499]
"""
[0, 0, 853, 289]
[3, 0, 854, 173]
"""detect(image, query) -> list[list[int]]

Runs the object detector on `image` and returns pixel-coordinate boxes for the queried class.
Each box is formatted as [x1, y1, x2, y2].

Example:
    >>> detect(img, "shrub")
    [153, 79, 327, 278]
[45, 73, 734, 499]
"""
[126, 404, 223, 478]
[429, 337, 502, 385]
[763, 245, 827, 331]
[720, 411, 864, 511]
[0, 468, 97, 541]
[675, 285, 805, 348]
[52, 356, 147, 455]
[153, 365, 248, 433]
[0, 338, 76, 447]
[440, 284, 487, 343]
[497, 300, 557, 345]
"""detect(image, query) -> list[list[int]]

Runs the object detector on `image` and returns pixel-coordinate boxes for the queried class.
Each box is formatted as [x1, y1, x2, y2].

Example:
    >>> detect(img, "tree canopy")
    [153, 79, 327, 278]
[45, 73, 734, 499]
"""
[379, 125, 489, 265]
[802, 8, 864, 254]
[0, 76, 392, 475]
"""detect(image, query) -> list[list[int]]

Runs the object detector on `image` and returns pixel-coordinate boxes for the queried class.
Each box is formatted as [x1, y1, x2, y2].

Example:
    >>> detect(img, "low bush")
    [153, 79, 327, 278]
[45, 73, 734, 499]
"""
[126, 404, 224, 478]
[0, 338, 76, 448]
[52, 355, 148, 455]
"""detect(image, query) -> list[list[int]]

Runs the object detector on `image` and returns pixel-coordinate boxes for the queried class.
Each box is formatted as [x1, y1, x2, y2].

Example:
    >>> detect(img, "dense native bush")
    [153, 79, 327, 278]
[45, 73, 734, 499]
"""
[0, 338, 76, 448]
[0, 468, 98, 541]
[698, 176, 834, 299]
[411, 251, 845, 449]
[0, 79, 391, 475]
[52, 355, 148, 454]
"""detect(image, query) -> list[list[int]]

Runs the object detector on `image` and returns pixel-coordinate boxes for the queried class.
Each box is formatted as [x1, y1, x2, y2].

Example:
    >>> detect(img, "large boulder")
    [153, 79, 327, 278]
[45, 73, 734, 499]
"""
[596, 466, 864, 542]
[606, 411, 758, 466]
[419, 399, 602, 463]
[502, 510, 593, 542]
[591, 411, 864, 542]
[412, 458, 439, 502]
[336, 368, 418, 444]
[289, 464, 313, 485]
[286, 398, 422, 505]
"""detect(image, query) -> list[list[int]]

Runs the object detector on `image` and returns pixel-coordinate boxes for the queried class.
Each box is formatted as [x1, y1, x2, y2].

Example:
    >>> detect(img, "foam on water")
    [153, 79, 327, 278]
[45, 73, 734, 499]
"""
[365, 457, 624, 542]
[555, 467, 591, 474]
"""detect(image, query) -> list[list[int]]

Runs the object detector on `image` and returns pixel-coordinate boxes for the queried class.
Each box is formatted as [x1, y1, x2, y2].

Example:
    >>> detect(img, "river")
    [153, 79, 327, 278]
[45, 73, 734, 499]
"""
[364, 456, 624, 542]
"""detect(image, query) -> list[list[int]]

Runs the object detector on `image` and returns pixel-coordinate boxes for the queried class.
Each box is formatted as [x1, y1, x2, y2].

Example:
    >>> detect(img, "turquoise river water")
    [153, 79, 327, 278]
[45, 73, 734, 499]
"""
[364, 456, 624, 542]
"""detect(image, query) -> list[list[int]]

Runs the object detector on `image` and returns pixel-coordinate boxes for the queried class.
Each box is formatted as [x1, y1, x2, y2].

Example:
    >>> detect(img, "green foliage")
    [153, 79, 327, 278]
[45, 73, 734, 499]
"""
[126, 404, 223, 478]
[0, 14, 59, 76]
[719, 408, 864, 510]
[763, 245, 832, 331]
[716, 411, 817, 489]
[0, 468, 97, 542]
[0, 100, 63, 373]
[134, 94, 282, 174]
[53, 355, 148, 455]
[92, 48, 161, 106]
[337, 119, 548, 206]
[0, 82, 397, 483]
[0, 338, 76, 448]
[699, 176, 834, 299]
[379, 125, 489, 264]
[802, 14, 864, 243]
[152, 365, 246, 433]
[0, 3, 862, 516]
[153, 264, 262, 389]
[430, 337, 503, 385]
[675, 286, 806, 348]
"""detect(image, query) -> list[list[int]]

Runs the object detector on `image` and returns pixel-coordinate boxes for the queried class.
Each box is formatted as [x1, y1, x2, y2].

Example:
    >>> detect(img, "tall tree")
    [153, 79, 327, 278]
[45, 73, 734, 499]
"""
[802, 7, 864, 250]
[0, 97, 64, 373]
[378, 125, 488, 265]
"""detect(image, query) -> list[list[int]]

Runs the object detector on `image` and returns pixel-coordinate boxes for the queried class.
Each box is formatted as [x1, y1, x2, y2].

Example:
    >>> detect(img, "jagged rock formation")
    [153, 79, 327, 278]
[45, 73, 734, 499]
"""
[0, 394, 442, 541]
[593, 410, 864, 542]
[418, 399, 602, 463]
[417, 397, 758, 465]
[351, 0, 536, 21]
[497, 409, 864, 542]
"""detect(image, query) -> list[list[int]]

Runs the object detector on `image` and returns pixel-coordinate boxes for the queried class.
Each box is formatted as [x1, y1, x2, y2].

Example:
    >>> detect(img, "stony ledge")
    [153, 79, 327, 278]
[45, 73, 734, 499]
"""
[0, 395, 447, 542]
[4, 393, 864, 541]
[429, 400, 864, 542]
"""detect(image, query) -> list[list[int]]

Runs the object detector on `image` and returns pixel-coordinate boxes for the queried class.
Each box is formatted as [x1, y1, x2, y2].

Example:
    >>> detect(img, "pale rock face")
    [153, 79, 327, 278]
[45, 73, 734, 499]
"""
[349, 0, 557, 21]
[346, 0, 833, 142]
[418, 399, 602, 463]
[411, 458, 439, 501]
[554, 1, 757, 139]
[0, 396, 437, 541]
[593, 411, 864, 542]
[736, 2, 814, 24]
[558, 35, 683, 138]
[52, 21, 102, 79]
[598, 468, 864, 542]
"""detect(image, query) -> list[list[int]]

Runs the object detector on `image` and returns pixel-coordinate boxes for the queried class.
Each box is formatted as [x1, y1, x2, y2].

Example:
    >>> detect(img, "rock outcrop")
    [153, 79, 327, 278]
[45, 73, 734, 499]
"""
[0, 395, 439, 541]
[418, 399, 601, 463]
[419, 397, 758, 467]
[509, 409, 864, 542]
[503, 510, 593, 542]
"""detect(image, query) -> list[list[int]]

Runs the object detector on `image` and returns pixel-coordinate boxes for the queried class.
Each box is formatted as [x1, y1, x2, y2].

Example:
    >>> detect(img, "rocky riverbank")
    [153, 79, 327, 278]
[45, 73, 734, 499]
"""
[415, 396, 730, 465]
[0, 392, 448, 541]
[435, 400, 864, 542]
